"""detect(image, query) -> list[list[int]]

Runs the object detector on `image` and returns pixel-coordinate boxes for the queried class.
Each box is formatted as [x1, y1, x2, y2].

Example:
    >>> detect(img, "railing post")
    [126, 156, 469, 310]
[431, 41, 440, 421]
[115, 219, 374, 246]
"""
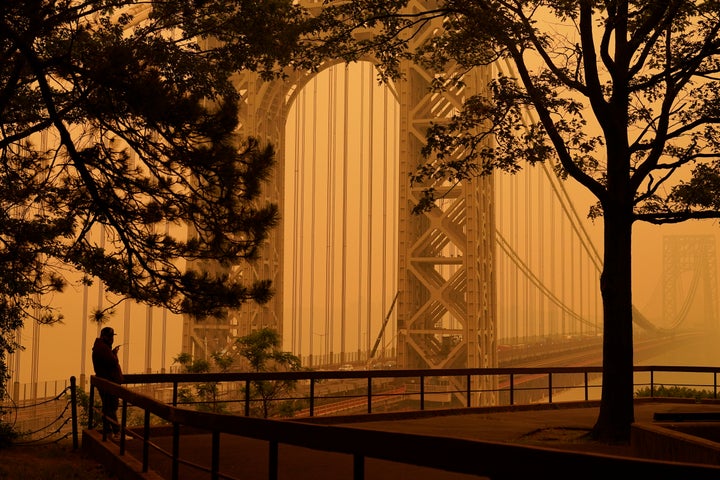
[510, 374, 514, 405]
[211, 431, 220, 480]
[172, 423, 180, 480]
[142, 409, 151, 472]
[367, 377, 372, 414]
[466, 374, 471, 408]
[548, 373, 553, 404]
[309, 378, 315, 417]
[650, 370, 655, 397]
[715, 372, 718, 400]
[120, 399, 128, 455]
[269, 440, 279, 480]
[70, 376, 79, 450]
[172, 381, 178, 407]
[584, 372, 589, 401]
[353, 453, 364, 480]
[245, 380, 251, 416]
[420, 376, 425, 411]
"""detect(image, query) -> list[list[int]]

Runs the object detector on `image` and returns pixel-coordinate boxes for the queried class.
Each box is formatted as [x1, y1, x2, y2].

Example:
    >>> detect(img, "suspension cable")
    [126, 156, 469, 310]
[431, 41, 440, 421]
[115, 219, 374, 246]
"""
[366, 63, 374, 355]
[309, 76, 318, 361]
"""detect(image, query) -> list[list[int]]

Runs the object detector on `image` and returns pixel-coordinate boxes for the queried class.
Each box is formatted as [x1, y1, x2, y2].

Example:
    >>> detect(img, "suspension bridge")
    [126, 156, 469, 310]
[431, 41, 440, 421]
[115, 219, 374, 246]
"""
[7, 1, 720, 405]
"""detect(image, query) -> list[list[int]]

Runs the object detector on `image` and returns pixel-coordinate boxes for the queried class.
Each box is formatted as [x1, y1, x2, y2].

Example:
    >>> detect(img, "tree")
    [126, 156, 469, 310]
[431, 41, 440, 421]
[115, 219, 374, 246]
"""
[0, 1, 310, 405]
[235, 328, 302, 418]
[307, 1, 720, 442]
[171, 332, 301, 416]
[172, 352, 226, 412]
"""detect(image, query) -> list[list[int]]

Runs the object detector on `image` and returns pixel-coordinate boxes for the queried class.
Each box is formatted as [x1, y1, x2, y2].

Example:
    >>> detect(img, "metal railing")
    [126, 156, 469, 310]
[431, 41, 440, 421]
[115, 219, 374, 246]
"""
[9, 377, 76, 405]
[85, 365, 720, 480]
[112, 365, 720, 414]
[2, 376, 79, 448]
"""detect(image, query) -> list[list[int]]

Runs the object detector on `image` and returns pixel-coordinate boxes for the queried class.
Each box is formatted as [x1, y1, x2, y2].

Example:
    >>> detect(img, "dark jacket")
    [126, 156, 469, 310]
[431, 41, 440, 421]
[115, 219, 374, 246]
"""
[92, 337, 124, 384]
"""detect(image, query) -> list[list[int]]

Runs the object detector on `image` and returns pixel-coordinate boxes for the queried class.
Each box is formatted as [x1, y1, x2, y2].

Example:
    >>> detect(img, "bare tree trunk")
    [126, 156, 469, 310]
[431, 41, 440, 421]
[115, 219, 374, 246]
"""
[593, 203, 635, 442]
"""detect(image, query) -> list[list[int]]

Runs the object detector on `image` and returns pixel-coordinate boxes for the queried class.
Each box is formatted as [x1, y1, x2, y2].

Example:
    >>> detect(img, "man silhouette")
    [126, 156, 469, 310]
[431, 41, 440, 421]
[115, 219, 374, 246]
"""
[91, 326, 124, 439]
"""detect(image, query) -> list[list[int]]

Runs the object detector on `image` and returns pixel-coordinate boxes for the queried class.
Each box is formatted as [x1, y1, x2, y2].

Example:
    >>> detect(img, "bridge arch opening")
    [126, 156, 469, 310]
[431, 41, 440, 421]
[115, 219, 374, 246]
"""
[283, 62, 400, 366]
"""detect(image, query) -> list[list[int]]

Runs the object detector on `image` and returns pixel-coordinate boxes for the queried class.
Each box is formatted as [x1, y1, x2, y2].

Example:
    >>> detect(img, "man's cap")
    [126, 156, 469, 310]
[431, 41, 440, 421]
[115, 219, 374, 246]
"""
[100, 326, 116, 337]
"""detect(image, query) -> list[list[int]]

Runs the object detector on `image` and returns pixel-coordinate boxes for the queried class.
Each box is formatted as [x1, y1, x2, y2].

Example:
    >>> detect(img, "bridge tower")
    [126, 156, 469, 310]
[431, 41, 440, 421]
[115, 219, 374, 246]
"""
[662, 234, 719, 332]
[182, 1, 498, 402]
[181, 69, 288, 359]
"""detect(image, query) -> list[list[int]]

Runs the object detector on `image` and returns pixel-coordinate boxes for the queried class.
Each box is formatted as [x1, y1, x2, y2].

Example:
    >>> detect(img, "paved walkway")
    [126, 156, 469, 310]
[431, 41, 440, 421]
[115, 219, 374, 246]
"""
[84, 400, 720, 480]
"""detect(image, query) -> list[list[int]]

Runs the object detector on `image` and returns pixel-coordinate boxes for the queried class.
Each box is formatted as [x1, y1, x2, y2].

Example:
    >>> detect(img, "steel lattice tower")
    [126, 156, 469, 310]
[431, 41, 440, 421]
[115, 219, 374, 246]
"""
[181, 1, 498, 402]
[662, 235, 719, 332]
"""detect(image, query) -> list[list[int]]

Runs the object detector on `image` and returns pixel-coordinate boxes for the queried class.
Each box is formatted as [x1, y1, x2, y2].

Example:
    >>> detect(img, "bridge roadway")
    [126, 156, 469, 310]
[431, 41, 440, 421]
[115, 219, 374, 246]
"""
[85, 400, 720, 480]
[301, 333, 698, 412]
[496, 332, 695, 368]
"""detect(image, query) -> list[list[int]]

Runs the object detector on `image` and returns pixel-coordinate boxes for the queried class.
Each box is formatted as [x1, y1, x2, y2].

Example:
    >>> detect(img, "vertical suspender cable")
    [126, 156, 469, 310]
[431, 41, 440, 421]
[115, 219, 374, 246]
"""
[570, 219, 576, 334]
[381, 81, 388, 358]
[30, 132, 50, 397]
[561, 212, 566, 335]
[385, 84, 400, 357]
[595, 253, 600, 333]
[326, 68, 336, 363]
[366, 64, 374, 356]
[290, 86, 300, 355]
[31, 305, 39, 399]
[144, 230, 154, 370]
[357, 63, 365, 355]
[120, 153, 132, 372]
[161, 221, 170, 372]
[12, 326, 22, 398]
[525, 166, 532, 339]
[549, 183, 556, 338]
[123, 299, 131, 373]
[538, 165, 544, 338]
[73, 135, 87, 380]
[309, 76, 318, 362]
[161, 306, 167, 372]
[341, 65, 349, 362]
[81, 282, 88, 383]
[497, 175, 505, 340]
[97, 228, 105, 336]
[145, 305, 153, 371]
[512, 172, 519, 340]
[296, 88, 306, 360]
[578, 231, 584, 335]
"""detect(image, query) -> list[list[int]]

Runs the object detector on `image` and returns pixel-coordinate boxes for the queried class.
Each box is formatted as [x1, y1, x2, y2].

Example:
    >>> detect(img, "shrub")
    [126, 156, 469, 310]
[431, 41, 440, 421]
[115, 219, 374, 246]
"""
[0, 419, 18, 448]
[636, 385, 717, 400]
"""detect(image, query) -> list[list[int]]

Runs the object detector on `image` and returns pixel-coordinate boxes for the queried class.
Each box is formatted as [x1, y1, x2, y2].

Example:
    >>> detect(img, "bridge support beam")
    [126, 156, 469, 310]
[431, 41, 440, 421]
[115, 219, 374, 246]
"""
[394, 10, 496, 405]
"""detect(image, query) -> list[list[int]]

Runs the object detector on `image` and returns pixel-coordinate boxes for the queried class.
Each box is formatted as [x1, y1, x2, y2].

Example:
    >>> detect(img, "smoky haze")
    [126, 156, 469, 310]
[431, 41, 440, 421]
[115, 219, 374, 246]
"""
[11, 64, 720, 389]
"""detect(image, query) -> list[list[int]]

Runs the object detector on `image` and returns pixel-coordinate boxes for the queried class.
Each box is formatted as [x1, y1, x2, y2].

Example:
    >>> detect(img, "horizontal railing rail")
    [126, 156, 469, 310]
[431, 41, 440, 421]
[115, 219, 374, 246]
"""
[87, 365, 720, 480]
[117, 365, 720, 414]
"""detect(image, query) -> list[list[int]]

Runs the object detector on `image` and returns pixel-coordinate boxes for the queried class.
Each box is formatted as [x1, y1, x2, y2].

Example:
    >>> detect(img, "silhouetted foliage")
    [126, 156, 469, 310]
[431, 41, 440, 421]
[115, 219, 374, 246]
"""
[235, 328, 302, 418]
[172, 352, 227, 412]
[0, 1, 311, 403]
[636, 385, 717, 401]
[0, 419, 18, 449]
[306, 1, 720, 442]
[171, 329, 303, 416]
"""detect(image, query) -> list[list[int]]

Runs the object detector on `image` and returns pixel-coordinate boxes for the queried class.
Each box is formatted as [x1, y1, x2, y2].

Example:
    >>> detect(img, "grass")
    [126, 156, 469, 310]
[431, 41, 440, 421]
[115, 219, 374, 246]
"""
[0, 438, 116, 480]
